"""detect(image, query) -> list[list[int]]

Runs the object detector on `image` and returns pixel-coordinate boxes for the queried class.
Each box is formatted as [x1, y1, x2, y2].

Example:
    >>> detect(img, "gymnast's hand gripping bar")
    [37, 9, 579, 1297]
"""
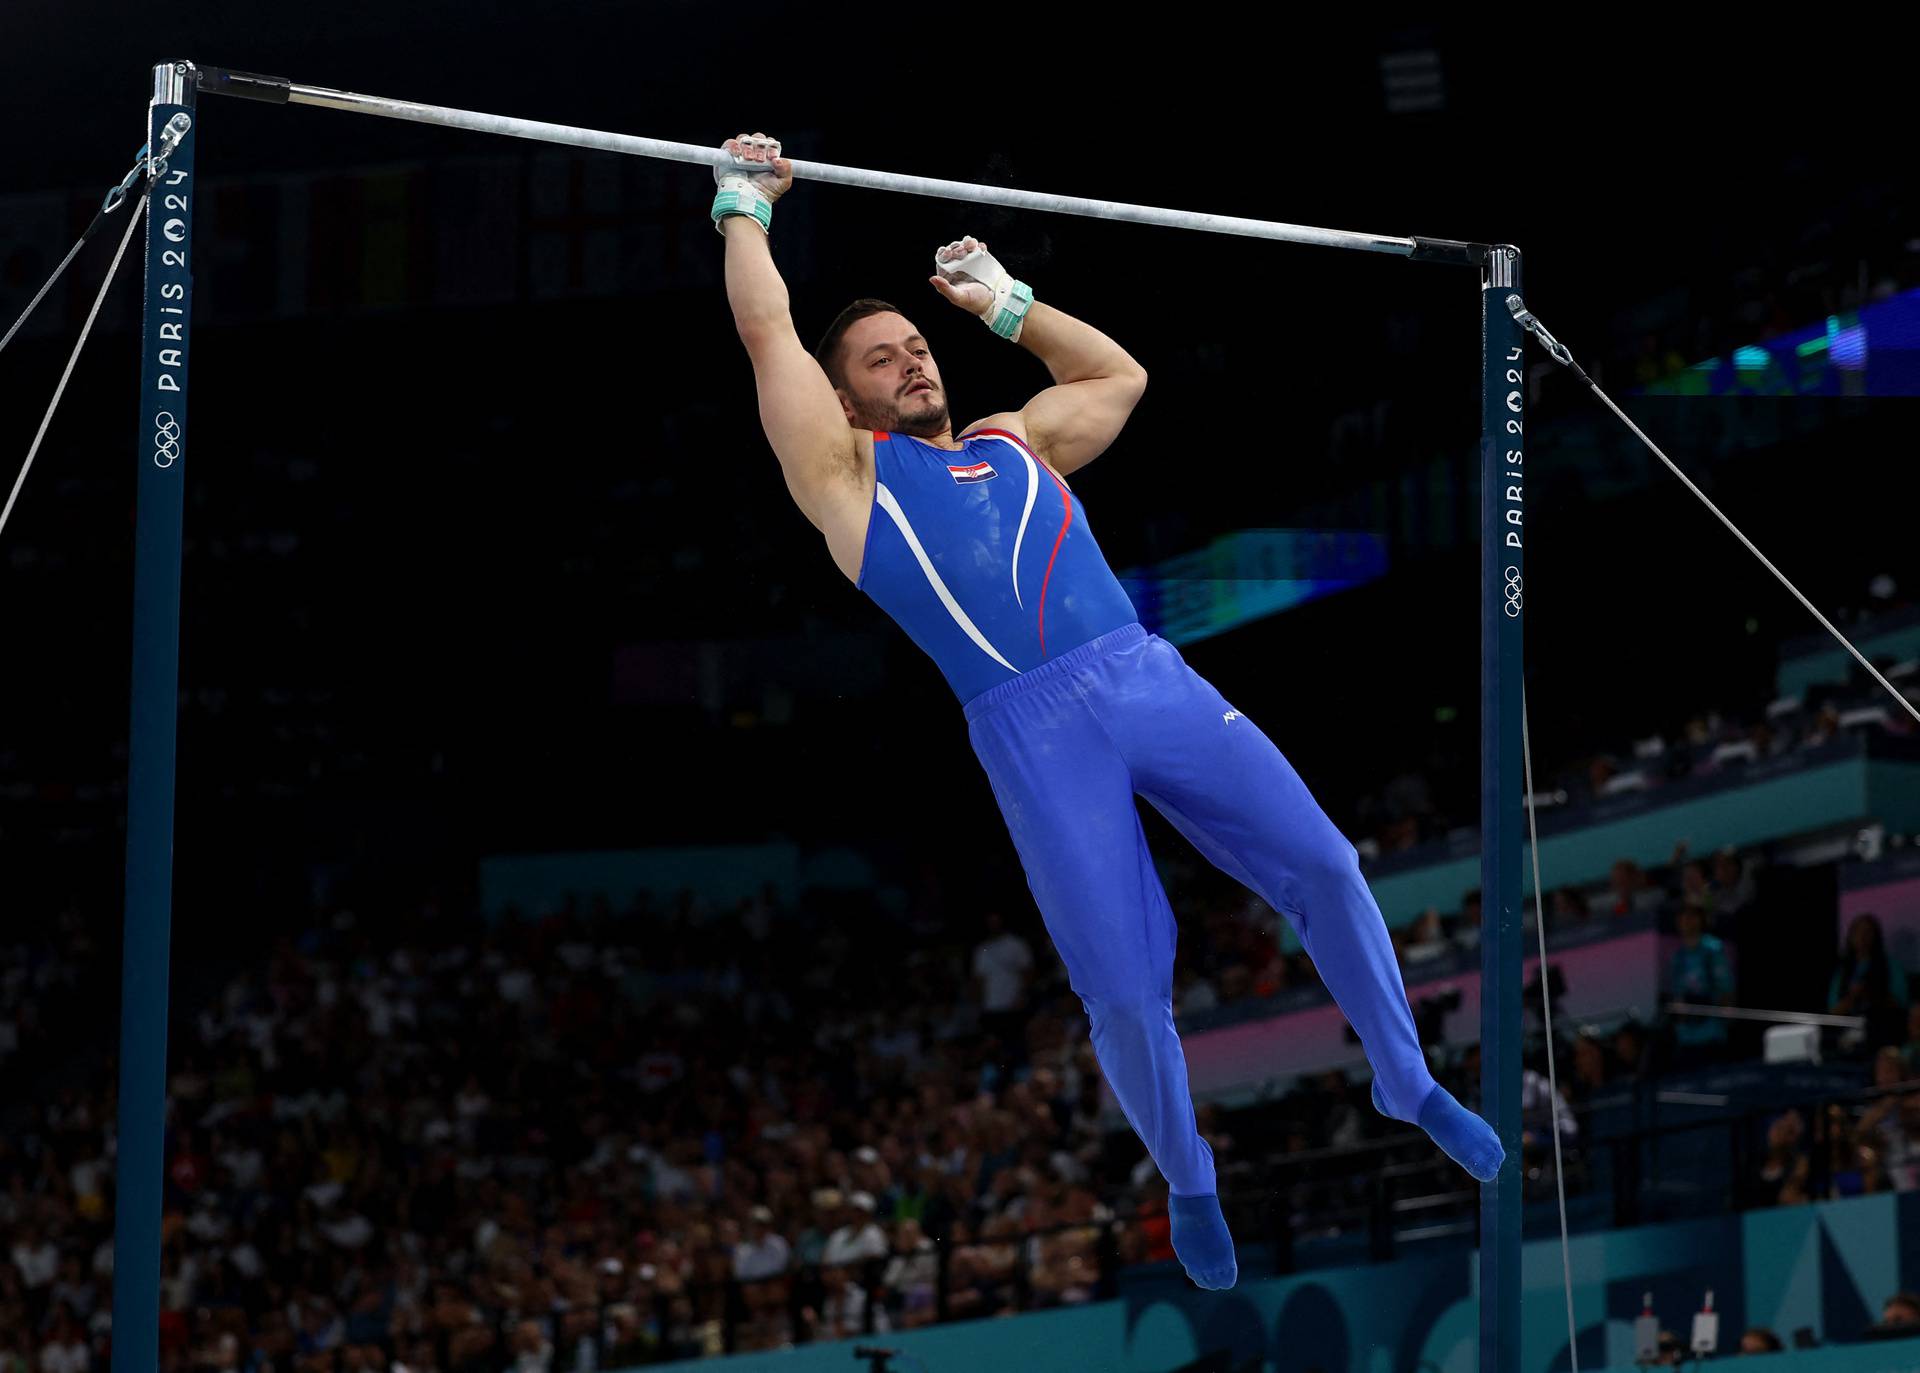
[194, 63, 1489, 266]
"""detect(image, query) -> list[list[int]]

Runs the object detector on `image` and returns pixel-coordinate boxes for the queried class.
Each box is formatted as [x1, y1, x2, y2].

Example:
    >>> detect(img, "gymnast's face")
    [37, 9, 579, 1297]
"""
[836, 312, 950, 437]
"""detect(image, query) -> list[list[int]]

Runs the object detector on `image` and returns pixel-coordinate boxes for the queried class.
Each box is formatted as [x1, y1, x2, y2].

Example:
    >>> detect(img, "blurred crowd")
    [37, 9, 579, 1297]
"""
[8, 811, 1920, 1373]
[0, 886, 1190, 1373]
[1353, 588, 1917, 861]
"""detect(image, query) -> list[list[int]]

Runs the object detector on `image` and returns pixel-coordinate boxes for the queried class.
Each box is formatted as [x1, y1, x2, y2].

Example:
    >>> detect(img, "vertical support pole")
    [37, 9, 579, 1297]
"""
[1479, 244, 1525, 1373]
[114, 60, 198, 1373]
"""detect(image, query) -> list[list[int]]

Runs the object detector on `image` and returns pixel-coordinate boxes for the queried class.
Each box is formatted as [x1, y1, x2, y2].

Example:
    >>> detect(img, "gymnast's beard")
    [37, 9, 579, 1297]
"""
[889, 390, 949, 438]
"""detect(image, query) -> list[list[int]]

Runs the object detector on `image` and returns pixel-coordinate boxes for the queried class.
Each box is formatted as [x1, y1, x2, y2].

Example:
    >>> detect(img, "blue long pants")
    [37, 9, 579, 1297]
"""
[964, 622, 1436, 1197]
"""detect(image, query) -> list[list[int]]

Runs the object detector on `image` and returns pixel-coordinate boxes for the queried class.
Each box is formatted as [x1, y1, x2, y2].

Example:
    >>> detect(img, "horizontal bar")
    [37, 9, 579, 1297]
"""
[1666, 1001, 1865, 1029]
[199, 66, 290, 104]
[194, 66, 1458, 258]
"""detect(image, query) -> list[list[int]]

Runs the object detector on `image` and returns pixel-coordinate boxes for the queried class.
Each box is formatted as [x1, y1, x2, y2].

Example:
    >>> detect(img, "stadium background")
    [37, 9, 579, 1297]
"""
[3, 7, 1918, 1372]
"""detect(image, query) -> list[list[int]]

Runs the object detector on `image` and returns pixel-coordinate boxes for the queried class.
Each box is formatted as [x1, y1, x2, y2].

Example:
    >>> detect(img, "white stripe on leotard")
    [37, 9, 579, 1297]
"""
[873, 480, 1019, 673]
[967, 432, 1042, 610]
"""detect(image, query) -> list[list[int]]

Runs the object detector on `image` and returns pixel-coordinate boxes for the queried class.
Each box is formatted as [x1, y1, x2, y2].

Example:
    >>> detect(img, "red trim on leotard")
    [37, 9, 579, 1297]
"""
[965, 426, 1044, 466]
[1035, 480, 1072, 657]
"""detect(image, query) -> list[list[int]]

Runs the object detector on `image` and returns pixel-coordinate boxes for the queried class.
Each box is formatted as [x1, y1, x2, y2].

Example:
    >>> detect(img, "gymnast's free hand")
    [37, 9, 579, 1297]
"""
[929, 235, 1002, 316]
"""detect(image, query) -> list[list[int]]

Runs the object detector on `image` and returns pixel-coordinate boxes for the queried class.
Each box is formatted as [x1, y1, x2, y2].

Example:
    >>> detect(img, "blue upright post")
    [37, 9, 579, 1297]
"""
[113, 61, 198, 1373]
[1479, 243, 1525, 1373]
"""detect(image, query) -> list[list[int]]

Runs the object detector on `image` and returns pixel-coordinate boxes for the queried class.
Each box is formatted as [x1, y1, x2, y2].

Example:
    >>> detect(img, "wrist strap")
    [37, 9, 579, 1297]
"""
[985, 277, 1034, 342]
[712, 177, 774, 236]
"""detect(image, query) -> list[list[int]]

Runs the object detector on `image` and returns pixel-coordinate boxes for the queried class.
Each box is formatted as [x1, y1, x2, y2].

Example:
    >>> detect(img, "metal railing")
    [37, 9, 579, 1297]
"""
[1247, 1072, 1917, 1274]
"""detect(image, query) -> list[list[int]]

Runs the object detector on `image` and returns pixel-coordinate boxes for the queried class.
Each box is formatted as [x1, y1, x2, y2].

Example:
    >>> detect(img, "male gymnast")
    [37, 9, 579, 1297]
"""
[713, 133, 1503, 1291]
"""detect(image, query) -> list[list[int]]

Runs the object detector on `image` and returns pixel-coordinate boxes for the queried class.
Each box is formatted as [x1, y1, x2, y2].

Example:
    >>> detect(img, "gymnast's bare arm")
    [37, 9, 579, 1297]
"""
[956, 301, 1149, 480]
[720, 142, 874, 583]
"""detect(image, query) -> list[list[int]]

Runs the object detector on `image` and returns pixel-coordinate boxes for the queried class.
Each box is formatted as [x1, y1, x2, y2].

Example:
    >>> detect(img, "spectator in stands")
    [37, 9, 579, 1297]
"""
[1669, 905, 1735, 1068]
[1454, 891, 1484, 953]
[972, 910, 1035, 1064]
[945, 1216, 1019, 1319]
[9, 1227, 56, 1296]
[1309, 1068, 1365, 1149]
[822, 1191, 888, 1270]
[1713, 849, 1758, 918]
[1829, 914, 1910, 1051]
[1567, 1032, 1612, 1107]
[881, 1218, 939, 1328]
[35, 1312, 88, 1373]
[1402, 909, 1451, 967]
[1753, 1109, 1808, 1208]
[1907, 1002, 1920, 1074]
[1801, 703, 1844, 752]
[1823, 1102, 1890, 1197]
[1247, 923, 1291, 998]
[1024, 1191, 1100, 1309]
[510, 1318, 553, 1373]
[1674, 714, 1718, 773]
[1776, 1154, 1815, 1206]
[1519, 1059, 1576, 1167]
[1858, 1046, 1915, 1131]
[1612, 1022, 1650, 1081]
[1856, 1047, 1920, 1192]
[732, 1205, 791, 1350]
[1676, 861, 1715, 916]
[809, 1263, 880, 1342]
[1175, 966, 1219, 1016]
[1596, 859, 1663, 920]
[1126, 1180, 1174, 1266]
[1548, 887, 1589, 934]
[1737, 1327, 1784, 1354]
[601, 1304, 654, 1367]
[796, 1190, 839, 1268]
[1195, 1102, 1235, 1177]
[1862, 1291, 1920, 1341]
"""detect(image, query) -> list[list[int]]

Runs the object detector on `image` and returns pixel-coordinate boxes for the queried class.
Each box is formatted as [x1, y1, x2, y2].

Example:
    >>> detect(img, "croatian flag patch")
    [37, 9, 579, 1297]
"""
[948, 460, 997, 484]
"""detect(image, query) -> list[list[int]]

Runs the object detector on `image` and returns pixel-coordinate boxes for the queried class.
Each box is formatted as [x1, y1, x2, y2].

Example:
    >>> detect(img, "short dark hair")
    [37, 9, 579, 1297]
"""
[813, 298, 901, 390]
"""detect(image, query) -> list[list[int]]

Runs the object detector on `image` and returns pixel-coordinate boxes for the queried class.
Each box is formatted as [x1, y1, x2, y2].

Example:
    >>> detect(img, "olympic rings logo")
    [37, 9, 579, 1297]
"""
[1503, 565, 1523, 618]
[153, 411, 181, 468]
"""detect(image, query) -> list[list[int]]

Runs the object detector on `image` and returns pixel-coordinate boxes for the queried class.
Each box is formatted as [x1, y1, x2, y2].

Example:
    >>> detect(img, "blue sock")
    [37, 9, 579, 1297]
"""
[1167, 1192, 1238, 1290]
[1410, 1083, 1505, 1182]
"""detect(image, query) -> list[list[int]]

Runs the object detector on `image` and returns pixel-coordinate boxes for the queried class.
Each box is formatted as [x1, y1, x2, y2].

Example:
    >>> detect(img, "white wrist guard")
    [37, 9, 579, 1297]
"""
[934, 241, 1034, 342]
[712, 176, 774, 235]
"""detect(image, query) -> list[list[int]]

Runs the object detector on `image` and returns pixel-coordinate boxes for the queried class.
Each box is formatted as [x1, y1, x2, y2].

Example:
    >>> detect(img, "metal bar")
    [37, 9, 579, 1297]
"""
[1666, 1001, 1866, 1029]
[1479, 244, 1525, 1373]
[190, 67, 1466, 258]
[113, 60, 198, 1373]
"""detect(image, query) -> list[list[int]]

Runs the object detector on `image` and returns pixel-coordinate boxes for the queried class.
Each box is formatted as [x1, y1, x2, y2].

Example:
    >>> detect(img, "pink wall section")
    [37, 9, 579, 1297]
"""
[1178, 930, 1666, 1099]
